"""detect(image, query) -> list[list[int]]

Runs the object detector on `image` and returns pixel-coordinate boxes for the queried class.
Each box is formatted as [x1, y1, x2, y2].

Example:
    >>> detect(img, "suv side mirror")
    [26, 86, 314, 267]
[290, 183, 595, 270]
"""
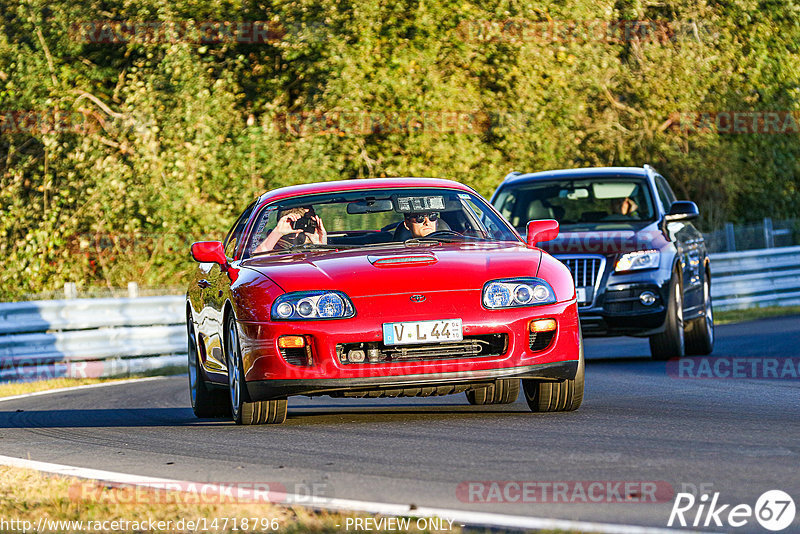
[526, 219, 559, 248]
[665, 201, 699, 222]
[191, 241, 227, 264]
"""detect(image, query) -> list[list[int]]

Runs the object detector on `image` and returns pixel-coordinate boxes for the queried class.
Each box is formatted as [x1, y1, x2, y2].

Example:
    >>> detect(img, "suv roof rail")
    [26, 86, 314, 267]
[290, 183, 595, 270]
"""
[643, 164, 656, 174]
[503, 170, 523, 181]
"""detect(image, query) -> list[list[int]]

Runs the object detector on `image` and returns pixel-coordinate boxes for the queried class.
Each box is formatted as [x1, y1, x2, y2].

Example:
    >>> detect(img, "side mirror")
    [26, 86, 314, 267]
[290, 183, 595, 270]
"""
[526, 219, 559, 248]
[191, 241, 227, 264]
[665, 201, 699, 222]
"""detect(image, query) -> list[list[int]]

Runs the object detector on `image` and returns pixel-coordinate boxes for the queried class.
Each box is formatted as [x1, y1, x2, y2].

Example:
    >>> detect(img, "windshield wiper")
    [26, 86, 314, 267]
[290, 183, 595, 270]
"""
[251, 243, 356, 256]
[287, 243, 358, 251]
[404, 234, 488, 245]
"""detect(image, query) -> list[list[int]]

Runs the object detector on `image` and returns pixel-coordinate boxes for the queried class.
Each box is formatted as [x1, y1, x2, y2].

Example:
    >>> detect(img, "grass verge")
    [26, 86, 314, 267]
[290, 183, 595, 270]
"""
[0, 365, 185, 399]
[714, 305, 800, 325]
[0, 466, 473, 533]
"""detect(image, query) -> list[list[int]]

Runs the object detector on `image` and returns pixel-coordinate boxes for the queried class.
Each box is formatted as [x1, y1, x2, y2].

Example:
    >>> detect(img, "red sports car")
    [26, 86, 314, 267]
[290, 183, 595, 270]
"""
[187, 178, 584, 424]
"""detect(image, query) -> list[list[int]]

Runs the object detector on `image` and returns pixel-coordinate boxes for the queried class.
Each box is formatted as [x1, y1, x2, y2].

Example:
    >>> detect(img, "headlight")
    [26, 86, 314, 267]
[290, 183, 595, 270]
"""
[615, 250, 660, 272]
[482, 278, 556, 309]
[271, 291, 355, 320]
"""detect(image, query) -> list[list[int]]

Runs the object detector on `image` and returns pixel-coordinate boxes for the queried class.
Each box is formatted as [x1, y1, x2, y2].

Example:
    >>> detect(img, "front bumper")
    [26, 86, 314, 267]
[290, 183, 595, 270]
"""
[580, 281, 669, 336]
[247, 360, 578, 400]
[234, 297, 580, 400]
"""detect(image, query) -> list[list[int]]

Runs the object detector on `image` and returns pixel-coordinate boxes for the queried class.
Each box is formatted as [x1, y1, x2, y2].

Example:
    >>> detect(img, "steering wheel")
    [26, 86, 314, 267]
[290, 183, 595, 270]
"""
[421, 230, 464, 239]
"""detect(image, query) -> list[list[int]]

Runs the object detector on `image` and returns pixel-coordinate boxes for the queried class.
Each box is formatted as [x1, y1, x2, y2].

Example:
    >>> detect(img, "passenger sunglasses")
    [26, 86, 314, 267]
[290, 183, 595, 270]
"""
[406, 212, 439, 223]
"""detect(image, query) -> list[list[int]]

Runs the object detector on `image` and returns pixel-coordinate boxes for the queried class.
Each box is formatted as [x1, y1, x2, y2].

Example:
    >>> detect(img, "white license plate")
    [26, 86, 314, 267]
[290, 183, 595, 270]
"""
[576, 287, 587, 303]
[383, 319, 463, 346]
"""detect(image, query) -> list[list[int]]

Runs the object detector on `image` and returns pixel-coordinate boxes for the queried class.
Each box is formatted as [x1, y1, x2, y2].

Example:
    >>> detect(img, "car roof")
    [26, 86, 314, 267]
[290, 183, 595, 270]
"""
[500, 166, 651, 187]
[256, 177, 476, 206]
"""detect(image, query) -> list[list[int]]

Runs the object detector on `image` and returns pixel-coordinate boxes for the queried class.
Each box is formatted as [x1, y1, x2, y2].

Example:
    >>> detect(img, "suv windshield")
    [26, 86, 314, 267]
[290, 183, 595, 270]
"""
[494, 177, 656, 231]
[244, 187, 520, 258]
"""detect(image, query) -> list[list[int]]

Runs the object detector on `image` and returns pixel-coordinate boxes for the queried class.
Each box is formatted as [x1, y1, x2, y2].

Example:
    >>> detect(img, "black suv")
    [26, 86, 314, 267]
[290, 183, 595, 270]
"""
[491, 165, 713, 359]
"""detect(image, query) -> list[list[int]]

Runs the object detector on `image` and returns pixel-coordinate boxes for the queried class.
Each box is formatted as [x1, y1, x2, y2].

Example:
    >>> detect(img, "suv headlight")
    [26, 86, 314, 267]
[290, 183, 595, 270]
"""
[615, 250, 660, 272]
[271, 291, 355, 320]
[482, 278, 556, 309]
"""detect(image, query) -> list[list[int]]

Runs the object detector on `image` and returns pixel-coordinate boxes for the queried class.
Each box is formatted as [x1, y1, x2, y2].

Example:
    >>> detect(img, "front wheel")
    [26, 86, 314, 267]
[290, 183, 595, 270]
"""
[466, 379, 520, 405]
[522, 337, 584, 412]
[685, 272, 714, 355]
[649, 273, 685, 360]
[226, 316, 287, 425]
[188, 318, 229, 418]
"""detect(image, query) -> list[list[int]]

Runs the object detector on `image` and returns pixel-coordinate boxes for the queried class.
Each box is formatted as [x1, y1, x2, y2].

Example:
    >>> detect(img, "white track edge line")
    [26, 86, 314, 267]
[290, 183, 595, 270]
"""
[0, 455, 699, 534]
[0, 376, 170, 403]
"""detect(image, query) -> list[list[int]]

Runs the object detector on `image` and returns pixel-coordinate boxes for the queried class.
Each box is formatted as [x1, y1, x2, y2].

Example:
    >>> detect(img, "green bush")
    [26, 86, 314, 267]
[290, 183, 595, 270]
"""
[1, 0, 799, 300]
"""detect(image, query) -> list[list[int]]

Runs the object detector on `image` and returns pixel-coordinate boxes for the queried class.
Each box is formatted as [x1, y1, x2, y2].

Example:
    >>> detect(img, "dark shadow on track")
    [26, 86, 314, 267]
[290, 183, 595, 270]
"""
[0, 408, 226, 428]
[0, 403, 584, 428]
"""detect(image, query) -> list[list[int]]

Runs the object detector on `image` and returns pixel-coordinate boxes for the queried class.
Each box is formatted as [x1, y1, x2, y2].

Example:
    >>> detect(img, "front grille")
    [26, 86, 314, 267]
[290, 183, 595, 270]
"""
[529, 331, 555, 351]
[337, 334, 508, 364]
[559, 257, 603, 289]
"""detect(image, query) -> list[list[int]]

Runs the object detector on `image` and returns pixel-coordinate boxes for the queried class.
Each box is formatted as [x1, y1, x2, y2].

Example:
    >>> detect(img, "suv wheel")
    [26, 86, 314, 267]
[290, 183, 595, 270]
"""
[685, 272, 714, 355]
[649, 271, 685, 360]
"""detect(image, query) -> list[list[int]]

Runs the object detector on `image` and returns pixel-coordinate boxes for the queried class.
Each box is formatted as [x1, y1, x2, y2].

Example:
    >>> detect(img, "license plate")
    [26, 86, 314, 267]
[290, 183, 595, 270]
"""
[576, 287, 587, 303]
[383, 319, 463, 346]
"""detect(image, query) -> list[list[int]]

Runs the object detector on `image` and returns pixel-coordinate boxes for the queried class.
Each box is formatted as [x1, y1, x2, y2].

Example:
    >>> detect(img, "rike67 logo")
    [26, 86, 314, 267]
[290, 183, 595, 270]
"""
[668, 490, 796, 531]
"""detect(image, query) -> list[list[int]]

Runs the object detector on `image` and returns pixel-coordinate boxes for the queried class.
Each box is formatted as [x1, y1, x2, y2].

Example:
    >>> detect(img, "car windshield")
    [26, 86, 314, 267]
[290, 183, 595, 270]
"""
[244, 187, 520, 258]
[493, 176, 656, 231]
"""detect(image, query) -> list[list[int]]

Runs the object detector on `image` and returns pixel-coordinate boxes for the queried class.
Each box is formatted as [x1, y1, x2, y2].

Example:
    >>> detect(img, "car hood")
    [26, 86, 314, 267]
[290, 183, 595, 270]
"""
[540, 223, 668, 256]
[241, 242, 541, 296]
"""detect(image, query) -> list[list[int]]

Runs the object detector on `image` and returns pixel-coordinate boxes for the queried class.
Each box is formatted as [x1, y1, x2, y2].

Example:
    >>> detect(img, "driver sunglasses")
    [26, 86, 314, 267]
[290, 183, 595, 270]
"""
[406, 212, 439, 223]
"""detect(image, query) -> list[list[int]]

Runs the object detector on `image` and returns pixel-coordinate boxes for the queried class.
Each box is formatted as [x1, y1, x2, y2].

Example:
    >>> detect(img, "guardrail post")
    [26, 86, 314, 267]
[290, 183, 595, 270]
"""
[64, 282, 77, 299]
[764, 217, 775, 248]
[128, 282, 139, 298]
[724, 222, 736, 252]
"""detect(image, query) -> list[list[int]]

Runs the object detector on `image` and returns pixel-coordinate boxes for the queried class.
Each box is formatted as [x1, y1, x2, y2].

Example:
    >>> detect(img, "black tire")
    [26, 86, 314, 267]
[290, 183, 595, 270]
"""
[187, 317, 229, 418]
[522, 334, 584, 412]
[466, 379, 520, 405]
[685, 270, 714, 355]
[226, 316, 287, 425]
[649, 271, 685, 360]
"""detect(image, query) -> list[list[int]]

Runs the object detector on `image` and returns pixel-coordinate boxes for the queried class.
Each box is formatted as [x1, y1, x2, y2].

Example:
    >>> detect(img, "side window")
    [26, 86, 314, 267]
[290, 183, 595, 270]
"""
[654, 176, 677, 213]
[223, 201, 256, 259]
[245, 207, 278, 257]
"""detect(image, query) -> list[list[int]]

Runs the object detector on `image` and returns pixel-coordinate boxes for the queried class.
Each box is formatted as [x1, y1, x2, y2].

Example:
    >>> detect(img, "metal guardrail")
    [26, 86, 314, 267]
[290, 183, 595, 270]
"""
[0, 295, 186, 382]
[709, 246, 800, 311]
[2, 246, 799, 382]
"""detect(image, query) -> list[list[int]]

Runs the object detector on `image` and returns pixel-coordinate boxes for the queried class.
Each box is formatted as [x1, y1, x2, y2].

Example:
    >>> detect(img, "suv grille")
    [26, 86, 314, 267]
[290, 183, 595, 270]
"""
[559, 257, 603, 288]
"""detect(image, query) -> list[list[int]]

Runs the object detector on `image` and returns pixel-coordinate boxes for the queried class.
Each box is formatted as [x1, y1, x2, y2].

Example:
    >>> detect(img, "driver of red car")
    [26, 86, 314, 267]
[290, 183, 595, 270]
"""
[403, 212, 439, 238]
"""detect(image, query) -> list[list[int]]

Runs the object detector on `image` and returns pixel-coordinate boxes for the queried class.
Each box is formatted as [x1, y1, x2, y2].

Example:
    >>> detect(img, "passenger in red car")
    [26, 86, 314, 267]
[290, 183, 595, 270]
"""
[403, 212, 439, 238]
[253, 207, 327, 253]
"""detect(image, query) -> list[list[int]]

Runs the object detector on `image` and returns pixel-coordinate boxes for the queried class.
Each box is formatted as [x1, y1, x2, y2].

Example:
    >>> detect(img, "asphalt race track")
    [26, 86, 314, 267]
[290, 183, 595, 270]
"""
[1, 316, 799, 532]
